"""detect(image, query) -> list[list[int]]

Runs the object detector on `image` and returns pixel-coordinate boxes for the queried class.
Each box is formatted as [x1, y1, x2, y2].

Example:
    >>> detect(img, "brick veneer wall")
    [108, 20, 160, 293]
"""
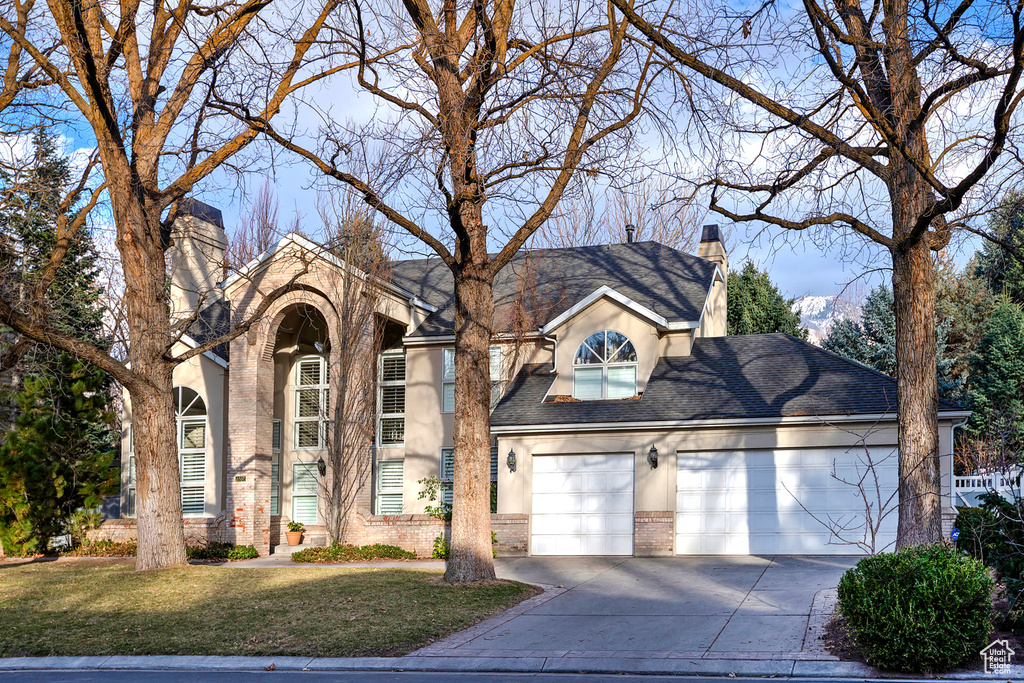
[634, 510, 674, 556]
[92, 511, 530, 557]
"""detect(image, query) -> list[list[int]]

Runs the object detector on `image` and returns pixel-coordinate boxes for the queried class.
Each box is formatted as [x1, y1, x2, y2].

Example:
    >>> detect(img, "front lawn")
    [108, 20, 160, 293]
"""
[0, 559, 538, 657]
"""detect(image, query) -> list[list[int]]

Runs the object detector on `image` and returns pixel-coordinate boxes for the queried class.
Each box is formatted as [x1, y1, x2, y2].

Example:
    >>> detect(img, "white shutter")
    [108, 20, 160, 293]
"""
[297, 358, 323, 386]
[440, 448, 455, 481]
[573, 367, 603, 400]
[292, 463, 319, 524]
[381, 354, 406, 382]
[180, 420, 206, 450]
[381, 385, 405, 414]
[377, 460, 404, 514]
[270, 452, 280, 516]
[607, 365, 637, 399]
[181, 486, 204, 516]
[180, 452, 205, 482]
[442, 382, 455, 412]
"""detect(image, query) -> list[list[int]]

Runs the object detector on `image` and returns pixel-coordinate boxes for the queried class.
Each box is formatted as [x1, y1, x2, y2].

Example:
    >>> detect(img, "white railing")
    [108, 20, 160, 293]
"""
[955, 469, 1022, 506]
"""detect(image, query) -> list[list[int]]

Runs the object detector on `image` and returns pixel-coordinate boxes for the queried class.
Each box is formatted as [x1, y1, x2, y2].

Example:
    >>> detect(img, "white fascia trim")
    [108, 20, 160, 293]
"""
[540, 286, 669, 335]
[491, 410, 974, 435]
[221, 232, 438, 313]
[176, 333, 230, 369]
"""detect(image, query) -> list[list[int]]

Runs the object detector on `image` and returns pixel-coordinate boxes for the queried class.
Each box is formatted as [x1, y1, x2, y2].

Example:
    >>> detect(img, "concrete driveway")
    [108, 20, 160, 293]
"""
[418, 556, 856, 658]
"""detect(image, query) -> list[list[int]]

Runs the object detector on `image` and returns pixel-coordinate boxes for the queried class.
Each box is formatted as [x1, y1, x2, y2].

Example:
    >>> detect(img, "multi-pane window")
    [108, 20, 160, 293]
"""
[294, 356, 328, 450]
[442, 346, 504, 413]
[376, 460, 404, 514]
[439, 446, 498, 509]
[179, 417, 206, 516]
[126, 387, 208, 518]
[271, 419, 282, 516]
[442, 348, 456, 413]
[378, 352, 406, 446]
[125, 424, 135, 518]
[292, 462, 319, 524]
[572, 330, 638, 400]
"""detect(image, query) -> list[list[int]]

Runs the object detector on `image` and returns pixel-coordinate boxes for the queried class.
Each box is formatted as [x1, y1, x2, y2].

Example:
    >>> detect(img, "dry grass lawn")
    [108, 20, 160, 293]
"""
[0, 558, 539, 657]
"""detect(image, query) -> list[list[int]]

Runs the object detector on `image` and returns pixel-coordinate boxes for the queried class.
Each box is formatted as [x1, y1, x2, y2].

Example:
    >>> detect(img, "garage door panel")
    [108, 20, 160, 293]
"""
[532, 453, 633, 556]
[676, 448, 897, 555]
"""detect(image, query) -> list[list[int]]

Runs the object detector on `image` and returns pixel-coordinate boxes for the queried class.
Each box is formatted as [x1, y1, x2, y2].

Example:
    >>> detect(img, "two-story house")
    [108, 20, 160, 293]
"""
[106, 200, 969, 556]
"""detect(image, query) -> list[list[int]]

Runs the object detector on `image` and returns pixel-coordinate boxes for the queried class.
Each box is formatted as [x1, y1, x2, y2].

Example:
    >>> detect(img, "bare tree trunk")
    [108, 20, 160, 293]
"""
[892, 206, 942, 547]
[115, 196, 186, 570]
[445, 268, 496, 583]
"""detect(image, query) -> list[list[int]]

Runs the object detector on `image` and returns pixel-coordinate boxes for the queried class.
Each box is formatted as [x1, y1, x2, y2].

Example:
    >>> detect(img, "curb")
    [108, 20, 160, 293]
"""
[1, 655, 1022, 678]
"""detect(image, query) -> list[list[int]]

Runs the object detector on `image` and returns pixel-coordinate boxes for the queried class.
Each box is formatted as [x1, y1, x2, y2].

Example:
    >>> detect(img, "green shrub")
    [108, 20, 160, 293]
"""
[61, 539, 137, 557]
[955, 506, 999, 563]
[287, 521, 304, 533]
[432, 534, 449, 560]
[291, 542, 416, 563]
[186, 543, 258, 561]
[837, 544, 993, 672]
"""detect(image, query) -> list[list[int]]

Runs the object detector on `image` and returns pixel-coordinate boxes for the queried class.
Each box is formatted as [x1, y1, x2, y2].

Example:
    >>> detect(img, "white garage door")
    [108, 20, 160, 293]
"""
[676, 448, 898, 555]
[532, 454, 634, 555]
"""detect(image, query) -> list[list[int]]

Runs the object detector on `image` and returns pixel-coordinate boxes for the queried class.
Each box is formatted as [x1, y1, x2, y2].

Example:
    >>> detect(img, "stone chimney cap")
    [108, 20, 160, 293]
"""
[179, 198, 224, 230]
[700, 224, 722, 243]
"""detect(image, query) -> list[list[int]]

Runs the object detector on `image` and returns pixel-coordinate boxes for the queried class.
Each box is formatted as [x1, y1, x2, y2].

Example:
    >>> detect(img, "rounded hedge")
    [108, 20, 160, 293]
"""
[837, 543, 993, 673]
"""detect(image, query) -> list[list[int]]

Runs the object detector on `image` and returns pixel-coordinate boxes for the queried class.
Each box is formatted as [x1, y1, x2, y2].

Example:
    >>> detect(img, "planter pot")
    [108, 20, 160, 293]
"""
[285, 531, 303, 546]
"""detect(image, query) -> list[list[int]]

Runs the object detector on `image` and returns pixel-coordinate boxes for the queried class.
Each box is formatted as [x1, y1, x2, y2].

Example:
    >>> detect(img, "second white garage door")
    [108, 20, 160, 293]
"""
[676, 448, 898, 555]
[532, 454, 634, 555]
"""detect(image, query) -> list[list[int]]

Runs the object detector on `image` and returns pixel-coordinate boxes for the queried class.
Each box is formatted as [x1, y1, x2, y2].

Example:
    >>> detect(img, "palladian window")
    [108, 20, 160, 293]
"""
[572, 330, 638, 400]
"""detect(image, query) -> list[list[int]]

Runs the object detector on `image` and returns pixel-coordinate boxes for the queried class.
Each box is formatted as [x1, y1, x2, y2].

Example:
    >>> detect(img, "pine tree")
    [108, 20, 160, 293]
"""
[0, 355, 117, 554]
[822, 285, 958, 398]
[726, 262, 808, 338]
[964, 303, 1024, 449]
[974, 190, 1024, 306]
[0, 129, 113, 554]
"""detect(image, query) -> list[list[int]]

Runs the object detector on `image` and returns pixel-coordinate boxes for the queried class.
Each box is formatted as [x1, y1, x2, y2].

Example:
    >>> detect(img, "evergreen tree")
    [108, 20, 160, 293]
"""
[822, 285, 958, 397]
[0, 355, 117, 554]
[726, 262, 808, 338]
[964, 303, 1024, 448]
[0, 129, 113, 554]
[974, 190, 1024, 306]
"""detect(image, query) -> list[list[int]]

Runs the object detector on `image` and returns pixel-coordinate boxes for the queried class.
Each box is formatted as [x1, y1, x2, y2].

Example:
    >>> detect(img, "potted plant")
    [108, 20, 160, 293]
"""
[286, 521, 304, 546]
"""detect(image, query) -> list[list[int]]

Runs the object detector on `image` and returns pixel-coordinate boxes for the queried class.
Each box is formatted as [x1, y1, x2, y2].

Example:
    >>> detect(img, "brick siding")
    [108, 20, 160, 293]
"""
[634, 510, 674, 556]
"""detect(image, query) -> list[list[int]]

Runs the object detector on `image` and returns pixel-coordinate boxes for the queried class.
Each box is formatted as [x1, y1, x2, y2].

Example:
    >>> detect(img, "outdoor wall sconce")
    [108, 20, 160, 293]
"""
[317, 456, 327, 477]
[507, 448, 517, 473]
[647, 445, 659, 469]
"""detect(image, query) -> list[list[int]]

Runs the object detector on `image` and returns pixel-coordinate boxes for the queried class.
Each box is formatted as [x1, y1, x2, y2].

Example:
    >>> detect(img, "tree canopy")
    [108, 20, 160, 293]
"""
[726, 262, 807, 339]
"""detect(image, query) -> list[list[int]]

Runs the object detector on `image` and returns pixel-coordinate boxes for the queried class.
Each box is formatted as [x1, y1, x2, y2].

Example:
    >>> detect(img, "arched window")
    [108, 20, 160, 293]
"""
[174, 386, 207, 516]
[572, 330, 638, 400]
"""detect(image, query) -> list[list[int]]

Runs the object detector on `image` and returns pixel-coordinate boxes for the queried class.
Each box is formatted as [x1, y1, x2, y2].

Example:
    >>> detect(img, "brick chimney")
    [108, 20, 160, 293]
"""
[169, 198, 226, 320]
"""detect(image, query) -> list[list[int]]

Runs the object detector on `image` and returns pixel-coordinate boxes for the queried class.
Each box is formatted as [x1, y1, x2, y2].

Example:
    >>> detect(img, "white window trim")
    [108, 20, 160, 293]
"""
[292, 462, 319, 524]
[378, 351, 406, 447]
[294, 355, 328, 451]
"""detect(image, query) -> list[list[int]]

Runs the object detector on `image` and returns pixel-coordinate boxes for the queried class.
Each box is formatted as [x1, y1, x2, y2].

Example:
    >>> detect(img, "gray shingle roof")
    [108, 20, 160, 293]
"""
[490, 333, 963, 427]
[389, 242, 719, 337]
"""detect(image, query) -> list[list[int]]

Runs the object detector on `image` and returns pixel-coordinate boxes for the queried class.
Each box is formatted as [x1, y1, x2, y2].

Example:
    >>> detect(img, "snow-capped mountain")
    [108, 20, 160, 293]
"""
[792, 295, 861, 344]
